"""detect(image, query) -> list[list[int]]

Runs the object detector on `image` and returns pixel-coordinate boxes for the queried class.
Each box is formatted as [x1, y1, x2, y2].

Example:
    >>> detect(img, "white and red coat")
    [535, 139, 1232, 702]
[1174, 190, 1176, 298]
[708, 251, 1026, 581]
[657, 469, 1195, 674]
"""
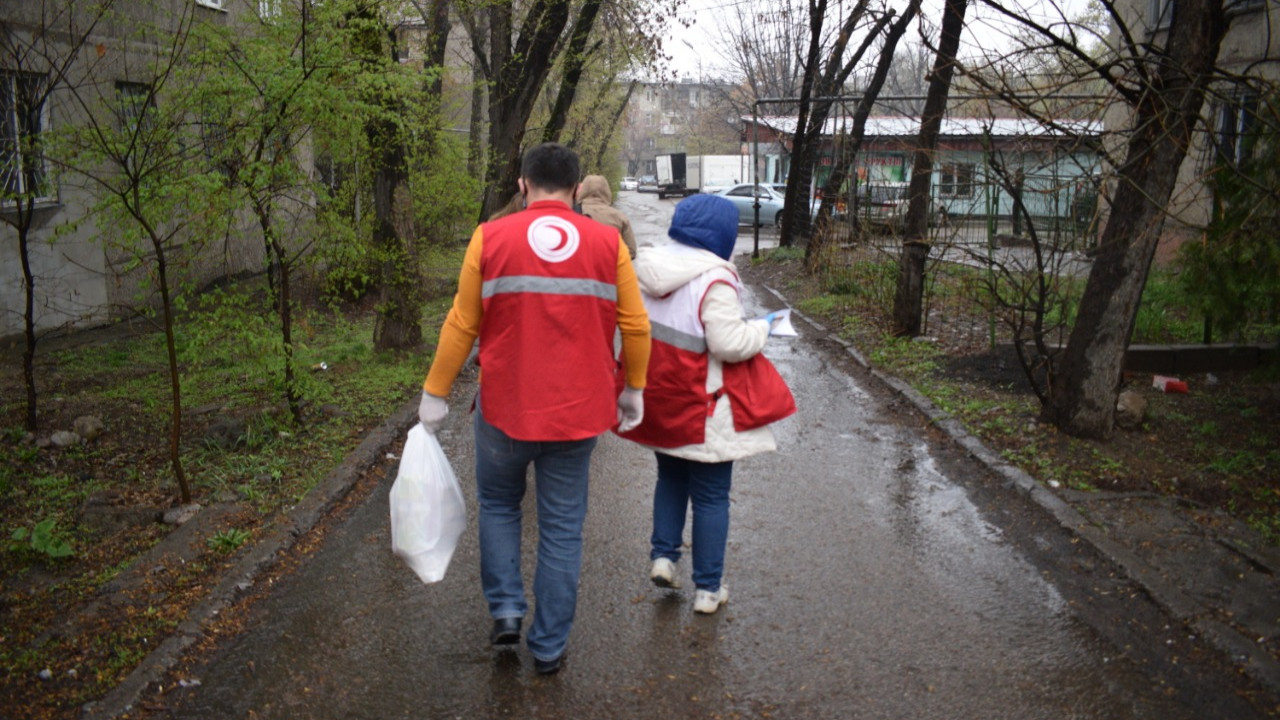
[619, 243, 794, 462]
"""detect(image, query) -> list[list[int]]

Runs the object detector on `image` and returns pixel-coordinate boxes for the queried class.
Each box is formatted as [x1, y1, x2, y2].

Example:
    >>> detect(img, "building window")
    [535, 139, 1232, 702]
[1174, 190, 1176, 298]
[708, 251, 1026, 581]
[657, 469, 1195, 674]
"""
[1, 70, 53, 206]
[195, 0, 226, 9]
[116, 82, 154, 132]
[1148, 0, 1173, 29]
[1218, 93, 1260, 167]
[259, 0, 281, 17]
[1226, 0, 1265, 14]
[116, 82, 156, 175]
[202, 117, 237, 180]
[938, 163, 974, 198]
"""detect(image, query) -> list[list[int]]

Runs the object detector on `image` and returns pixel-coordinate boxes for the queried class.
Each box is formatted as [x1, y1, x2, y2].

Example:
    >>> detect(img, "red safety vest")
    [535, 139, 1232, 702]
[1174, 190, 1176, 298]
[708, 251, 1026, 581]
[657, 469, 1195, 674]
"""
[477, 200, 622, 441]
[620, 267, 795, 448]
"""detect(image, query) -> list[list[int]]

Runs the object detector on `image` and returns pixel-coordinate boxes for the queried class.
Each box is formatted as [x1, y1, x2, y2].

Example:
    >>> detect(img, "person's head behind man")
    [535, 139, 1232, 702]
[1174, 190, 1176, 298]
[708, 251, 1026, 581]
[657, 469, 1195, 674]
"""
[521, 142, 580, 196]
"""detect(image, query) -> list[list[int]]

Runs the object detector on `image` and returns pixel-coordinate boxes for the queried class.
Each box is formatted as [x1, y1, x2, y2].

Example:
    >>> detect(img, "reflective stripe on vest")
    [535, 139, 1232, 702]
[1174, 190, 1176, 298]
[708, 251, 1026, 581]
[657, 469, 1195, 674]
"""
[649, 320, 706, 354]
[482, 275, 619, 302]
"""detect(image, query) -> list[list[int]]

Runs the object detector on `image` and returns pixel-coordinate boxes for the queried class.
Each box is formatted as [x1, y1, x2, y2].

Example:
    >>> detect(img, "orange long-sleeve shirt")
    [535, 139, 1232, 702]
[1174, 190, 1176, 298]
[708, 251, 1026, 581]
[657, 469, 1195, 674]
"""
[423, 223, 651, 397]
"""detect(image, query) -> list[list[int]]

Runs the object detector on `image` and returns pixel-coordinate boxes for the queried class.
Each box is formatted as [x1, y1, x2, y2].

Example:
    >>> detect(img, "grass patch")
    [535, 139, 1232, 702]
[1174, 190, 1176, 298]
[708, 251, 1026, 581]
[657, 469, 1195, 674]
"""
[743, 245, 1279, 543]
[0, 260, 463, 716]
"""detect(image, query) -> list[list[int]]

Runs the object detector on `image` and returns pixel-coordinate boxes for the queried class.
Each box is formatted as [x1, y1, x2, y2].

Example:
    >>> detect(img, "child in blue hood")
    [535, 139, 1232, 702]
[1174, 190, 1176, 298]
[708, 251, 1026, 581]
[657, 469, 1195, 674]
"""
[618, 193, 795, 614]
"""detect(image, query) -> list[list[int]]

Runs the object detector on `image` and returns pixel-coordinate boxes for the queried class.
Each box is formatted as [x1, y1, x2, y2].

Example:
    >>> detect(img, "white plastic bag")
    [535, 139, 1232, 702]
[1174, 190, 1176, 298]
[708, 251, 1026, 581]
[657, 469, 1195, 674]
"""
[389, 423, 466, 583]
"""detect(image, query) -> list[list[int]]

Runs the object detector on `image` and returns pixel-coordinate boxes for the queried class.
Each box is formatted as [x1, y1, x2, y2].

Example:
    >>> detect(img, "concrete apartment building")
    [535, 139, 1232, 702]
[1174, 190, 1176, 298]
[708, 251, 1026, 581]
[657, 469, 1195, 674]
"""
[2, 0, 272, 340]
[1110, 0, 1278, 257]
[621, 79, 744, 179]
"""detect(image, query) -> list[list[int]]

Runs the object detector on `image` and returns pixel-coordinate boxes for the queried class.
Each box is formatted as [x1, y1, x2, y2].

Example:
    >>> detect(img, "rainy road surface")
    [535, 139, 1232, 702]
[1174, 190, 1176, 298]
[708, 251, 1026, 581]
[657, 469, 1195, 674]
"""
[148, 192, 1262, 719]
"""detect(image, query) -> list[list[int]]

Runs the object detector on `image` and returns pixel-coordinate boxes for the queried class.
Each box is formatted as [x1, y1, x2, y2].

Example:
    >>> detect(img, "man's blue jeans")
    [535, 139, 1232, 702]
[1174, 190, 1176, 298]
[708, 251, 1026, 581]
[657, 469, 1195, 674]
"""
[650, 453, 734, 592]
[473, 407, 597, 662]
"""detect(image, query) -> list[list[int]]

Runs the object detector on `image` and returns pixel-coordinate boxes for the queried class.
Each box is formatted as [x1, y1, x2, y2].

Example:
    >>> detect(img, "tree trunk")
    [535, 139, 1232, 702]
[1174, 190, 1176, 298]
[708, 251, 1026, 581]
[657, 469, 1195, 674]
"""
[891, 0, 968, 336]
[371, 125, 423, 351]
[355, 18, 422, 352]
[275, 236, 301, 423]
[254, 198, 304, 424]
[784, 1, 888, 247]
[540, 0, 603, 145]
[776, 0, 828, 248]
[467, 12, 488, 179]
[1043, 0, 1227, 439]
[481, 0, 572, 219]
[17, 204, 39, 432]
[422, 0, 450, 96]
[151, 237, 191, 504]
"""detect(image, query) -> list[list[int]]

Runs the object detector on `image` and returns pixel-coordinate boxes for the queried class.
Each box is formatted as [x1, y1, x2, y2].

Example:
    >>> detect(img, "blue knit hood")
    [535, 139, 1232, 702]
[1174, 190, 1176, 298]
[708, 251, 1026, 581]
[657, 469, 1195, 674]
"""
[667, 194, 738, 260]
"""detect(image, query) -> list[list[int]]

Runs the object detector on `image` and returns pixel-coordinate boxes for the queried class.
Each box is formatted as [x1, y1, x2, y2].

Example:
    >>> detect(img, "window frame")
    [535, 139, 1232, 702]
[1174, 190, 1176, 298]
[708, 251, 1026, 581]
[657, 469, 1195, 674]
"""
[937, 163, 975, 199]
[115, 81, 156, 175]
[1147, 0, 1173, 30]
[1217, 92, 1261, 168]
[115, 81, 154, 132]
[1, 70, 55, 208]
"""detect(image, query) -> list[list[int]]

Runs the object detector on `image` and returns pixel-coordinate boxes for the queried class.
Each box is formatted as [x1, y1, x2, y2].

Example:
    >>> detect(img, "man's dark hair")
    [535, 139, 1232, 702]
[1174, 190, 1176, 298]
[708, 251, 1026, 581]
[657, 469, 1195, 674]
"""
[521, 142, 580, 192]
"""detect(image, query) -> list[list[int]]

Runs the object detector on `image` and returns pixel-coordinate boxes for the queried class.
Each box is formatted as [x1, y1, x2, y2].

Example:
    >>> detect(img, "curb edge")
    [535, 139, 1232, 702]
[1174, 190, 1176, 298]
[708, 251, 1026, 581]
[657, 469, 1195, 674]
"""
[82, 398, 421, 719]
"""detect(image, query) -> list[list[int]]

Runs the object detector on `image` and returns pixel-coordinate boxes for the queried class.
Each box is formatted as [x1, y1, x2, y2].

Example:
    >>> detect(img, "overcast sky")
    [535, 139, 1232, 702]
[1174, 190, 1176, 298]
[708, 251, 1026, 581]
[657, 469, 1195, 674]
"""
[663, 0, 1096, 79]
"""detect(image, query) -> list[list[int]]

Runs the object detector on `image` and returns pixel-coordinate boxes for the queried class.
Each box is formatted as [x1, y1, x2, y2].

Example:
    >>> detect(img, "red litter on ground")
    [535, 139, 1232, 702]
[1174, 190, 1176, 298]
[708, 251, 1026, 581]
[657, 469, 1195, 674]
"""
[1152, 375, 1189, 393]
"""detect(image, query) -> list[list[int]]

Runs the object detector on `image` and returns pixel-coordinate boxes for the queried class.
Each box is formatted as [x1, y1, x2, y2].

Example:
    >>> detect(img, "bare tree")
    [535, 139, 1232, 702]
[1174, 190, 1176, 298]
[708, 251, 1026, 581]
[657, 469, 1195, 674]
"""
[1044, 0, 1228, 437]
[804, 0, 921, 271]
[540, 0, 605, 145]
[780, 0, 909, 247]
[967, 142, 1096, 403]
[710, 0, 809, 114]
[1, 0, 115, 432]
[458, 0, 675, 217]
[891, 0, 969, 336]
[55, 4, 214, 503]
[971, 0, 1231, 439]
[881, 40, 932, 116]
[589, 79, 637, 170]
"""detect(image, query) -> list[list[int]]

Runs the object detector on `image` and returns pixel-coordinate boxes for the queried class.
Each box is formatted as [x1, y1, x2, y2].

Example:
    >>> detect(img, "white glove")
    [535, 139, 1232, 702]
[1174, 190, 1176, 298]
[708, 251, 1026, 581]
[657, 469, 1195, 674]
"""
[419, 391, 448, 433]
[617, 387, 644, 433]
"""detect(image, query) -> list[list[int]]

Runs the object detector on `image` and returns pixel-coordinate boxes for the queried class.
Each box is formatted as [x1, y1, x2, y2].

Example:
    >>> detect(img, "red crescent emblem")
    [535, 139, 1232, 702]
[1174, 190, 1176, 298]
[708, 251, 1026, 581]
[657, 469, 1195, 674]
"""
[550, 227, 569, 252]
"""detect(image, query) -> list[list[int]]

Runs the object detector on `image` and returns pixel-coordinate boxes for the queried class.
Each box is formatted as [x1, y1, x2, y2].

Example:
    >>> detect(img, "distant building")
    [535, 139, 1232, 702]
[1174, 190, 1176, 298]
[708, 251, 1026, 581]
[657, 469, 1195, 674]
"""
[1, 1, 270, 339]
[1108, 0, 1278, 261]
[622, 79, 744, 179]
[745, 115, 1102, 222]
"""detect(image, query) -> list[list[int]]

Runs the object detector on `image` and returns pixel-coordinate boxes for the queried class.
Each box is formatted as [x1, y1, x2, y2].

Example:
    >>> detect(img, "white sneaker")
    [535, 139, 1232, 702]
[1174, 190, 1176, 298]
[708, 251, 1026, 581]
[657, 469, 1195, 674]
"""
[649, 557, 680, 588]
[693, 586, 729, 614]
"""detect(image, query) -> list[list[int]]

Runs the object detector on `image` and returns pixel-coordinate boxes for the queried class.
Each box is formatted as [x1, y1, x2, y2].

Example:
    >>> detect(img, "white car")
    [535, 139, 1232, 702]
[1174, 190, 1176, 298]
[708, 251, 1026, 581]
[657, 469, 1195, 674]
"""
[619, 176, 638, 191]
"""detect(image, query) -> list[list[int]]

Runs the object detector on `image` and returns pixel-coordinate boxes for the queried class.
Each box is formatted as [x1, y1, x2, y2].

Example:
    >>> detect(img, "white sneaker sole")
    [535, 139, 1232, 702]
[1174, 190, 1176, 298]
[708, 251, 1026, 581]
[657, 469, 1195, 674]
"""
[693, 588, 729, 614]
[649, 558, 680, 589]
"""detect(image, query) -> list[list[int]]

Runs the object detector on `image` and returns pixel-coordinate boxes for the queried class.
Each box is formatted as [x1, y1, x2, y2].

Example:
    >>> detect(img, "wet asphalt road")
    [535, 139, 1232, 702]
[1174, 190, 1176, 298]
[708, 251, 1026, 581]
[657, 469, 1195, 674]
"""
[153, 193, 1231, 719]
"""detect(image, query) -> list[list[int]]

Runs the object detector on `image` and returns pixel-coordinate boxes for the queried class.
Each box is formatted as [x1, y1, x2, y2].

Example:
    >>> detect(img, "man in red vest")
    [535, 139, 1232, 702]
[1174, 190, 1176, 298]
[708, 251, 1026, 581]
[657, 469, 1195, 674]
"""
[418, 143, 651, 675]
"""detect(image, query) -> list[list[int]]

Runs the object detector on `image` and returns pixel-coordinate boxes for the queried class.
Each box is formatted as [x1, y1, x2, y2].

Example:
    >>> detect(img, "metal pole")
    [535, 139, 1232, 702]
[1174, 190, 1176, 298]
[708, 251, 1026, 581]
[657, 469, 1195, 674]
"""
[984, 139, 997, 351]
[753, 100, 760, 259]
